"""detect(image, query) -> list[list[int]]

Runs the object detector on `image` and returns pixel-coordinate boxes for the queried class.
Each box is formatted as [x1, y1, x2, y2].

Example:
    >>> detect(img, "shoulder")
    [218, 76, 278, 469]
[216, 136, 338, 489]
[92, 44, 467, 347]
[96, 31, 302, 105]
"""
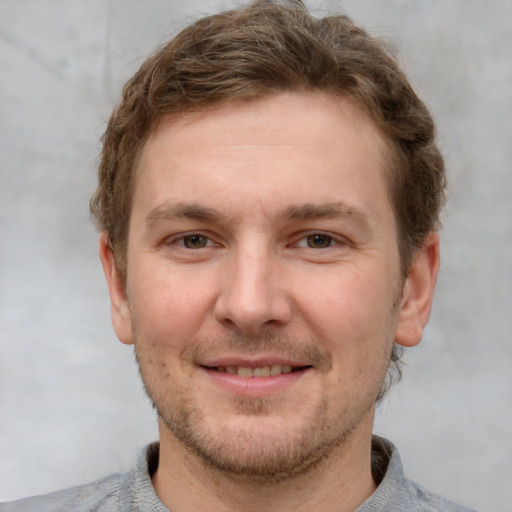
[0, 443, 164, 512]
[0, 472, 123, 512]
[398, 478, 479, 512]
[364, 436, 479, 512]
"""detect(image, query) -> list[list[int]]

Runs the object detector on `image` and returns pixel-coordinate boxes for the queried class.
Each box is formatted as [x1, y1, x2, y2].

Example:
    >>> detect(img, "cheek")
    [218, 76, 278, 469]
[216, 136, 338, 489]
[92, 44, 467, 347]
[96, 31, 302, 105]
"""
[296, 268, 396, 360]
[300, 267, 389, 320]
[128, 261, 218, 340]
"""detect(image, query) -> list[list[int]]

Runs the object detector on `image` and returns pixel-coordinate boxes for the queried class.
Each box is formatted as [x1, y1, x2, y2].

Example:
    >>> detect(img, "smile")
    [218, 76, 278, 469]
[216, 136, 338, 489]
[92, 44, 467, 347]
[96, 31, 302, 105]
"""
[207, 365, 308, 377]
[200, 363, 312, 397]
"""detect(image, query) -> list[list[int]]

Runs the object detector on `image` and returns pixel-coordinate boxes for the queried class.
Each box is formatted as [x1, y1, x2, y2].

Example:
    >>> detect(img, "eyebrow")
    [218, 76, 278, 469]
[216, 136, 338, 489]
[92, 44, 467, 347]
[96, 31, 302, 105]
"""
[280, 202, 369, 225]
[145, 201, 370, 228]
[146, 203, 222, 226]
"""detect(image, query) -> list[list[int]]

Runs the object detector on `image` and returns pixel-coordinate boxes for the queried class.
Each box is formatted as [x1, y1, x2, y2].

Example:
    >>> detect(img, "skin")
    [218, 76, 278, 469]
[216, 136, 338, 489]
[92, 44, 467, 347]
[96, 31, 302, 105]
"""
[100, 92, 440, 512]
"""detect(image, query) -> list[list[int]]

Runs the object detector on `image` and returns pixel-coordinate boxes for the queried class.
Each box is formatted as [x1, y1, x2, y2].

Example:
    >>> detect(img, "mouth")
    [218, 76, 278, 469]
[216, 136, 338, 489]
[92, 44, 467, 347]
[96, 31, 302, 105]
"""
[190, 343, 330, 398]
[202, 364, 311, 378]
[198, 358, 314, 396]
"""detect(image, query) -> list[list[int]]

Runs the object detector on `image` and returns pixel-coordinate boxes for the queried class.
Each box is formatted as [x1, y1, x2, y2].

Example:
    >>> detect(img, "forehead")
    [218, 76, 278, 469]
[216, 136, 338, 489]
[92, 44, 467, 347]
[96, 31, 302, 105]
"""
[147, 92, 386, 160]
[132, 92, 392, 227]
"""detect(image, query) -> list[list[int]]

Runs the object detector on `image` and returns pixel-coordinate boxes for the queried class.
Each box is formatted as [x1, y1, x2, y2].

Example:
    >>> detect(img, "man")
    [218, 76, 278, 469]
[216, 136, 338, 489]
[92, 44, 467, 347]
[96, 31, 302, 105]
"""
[1, 1, 477, 511]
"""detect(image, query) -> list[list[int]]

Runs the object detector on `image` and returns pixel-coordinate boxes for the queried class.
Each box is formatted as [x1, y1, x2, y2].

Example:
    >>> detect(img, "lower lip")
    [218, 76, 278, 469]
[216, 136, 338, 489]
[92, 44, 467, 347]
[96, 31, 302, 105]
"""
[201, 367, 310, 397]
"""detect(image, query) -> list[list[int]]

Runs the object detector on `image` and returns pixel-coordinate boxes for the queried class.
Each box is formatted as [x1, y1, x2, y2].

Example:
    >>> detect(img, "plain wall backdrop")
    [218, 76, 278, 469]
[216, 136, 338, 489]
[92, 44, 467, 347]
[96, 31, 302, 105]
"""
[1, 1, 511, 510]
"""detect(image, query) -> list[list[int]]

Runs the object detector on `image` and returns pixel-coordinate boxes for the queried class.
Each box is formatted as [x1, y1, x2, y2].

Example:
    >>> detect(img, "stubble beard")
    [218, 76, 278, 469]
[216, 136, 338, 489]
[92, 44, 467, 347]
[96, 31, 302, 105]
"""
[133, 332, 393, 483]
[157, 388, 359, 484]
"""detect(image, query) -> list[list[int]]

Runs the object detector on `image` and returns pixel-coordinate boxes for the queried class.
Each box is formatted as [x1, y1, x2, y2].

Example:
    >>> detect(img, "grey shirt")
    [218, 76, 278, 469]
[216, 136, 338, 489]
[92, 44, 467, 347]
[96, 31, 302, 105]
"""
[0, 437, 477, 511]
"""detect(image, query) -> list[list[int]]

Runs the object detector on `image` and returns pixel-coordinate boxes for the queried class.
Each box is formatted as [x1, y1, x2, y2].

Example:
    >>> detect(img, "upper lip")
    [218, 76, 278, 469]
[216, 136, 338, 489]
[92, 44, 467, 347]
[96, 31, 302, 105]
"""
[198, 356, 313, 368]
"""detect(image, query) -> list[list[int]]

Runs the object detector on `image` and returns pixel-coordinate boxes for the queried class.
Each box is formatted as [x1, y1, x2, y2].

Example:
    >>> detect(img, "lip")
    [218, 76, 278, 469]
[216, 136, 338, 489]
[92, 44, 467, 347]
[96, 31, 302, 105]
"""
[198, 356, 313, 397]
[198, 355, 312, 368]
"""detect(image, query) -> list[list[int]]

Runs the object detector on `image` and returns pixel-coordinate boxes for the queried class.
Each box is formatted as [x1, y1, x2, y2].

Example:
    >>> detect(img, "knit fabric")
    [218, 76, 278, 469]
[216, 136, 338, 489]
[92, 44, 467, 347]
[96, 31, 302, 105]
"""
[0, 437, 477, 512]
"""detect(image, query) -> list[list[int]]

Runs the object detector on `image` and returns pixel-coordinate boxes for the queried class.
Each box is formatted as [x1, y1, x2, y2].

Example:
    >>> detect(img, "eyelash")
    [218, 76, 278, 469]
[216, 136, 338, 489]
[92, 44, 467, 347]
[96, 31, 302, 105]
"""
[166, 233, 217, 249]
[166, 232, 346, 250]
[294, 233, 340, 249]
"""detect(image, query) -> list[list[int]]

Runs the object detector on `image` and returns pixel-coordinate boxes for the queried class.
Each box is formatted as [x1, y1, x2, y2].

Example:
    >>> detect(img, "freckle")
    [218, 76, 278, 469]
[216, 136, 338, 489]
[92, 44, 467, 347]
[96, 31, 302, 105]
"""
[162, 362, 167, 367]
[165, 373, 170, 378]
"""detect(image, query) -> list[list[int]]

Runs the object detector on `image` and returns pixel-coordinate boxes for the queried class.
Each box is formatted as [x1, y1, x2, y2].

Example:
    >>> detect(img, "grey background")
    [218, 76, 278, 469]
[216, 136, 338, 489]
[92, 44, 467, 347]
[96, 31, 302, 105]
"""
[0, 1, 510, 510]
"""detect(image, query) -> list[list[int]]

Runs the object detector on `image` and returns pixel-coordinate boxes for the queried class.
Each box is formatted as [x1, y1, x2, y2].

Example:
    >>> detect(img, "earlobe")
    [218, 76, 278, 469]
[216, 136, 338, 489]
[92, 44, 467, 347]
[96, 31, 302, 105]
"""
[394, 232, 440, 347]
[98, 232, 134, 345]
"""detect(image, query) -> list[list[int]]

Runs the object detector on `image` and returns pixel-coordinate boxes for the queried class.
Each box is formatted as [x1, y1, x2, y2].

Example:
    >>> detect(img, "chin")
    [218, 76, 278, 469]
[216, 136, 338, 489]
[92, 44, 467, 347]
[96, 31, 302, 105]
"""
[156, 395, 364, 482]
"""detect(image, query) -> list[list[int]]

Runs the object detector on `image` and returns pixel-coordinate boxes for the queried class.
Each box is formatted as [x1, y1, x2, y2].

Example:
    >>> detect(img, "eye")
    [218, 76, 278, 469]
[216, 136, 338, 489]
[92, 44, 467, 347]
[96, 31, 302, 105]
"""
[294, 233, 337, 249]
[305, 234, 334, 248]
[182, 234, 210, 248]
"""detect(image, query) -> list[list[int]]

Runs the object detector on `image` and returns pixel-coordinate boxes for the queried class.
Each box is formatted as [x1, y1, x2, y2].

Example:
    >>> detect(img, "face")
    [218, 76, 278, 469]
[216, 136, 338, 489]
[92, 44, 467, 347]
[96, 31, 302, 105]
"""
[102, 92, 438, 480]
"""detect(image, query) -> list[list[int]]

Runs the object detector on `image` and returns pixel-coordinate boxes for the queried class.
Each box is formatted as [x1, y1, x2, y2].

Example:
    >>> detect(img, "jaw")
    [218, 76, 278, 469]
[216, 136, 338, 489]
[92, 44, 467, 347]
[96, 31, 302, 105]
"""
[157, 401, 376, 483]
[149, 357, 379, 481]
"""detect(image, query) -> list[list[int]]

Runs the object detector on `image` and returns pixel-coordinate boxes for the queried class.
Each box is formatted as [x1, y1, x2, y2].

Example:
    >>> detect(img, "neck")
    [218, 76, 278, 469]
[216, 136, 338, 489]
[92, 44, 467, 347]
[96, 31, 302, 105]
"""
[152, 415, 377, 512]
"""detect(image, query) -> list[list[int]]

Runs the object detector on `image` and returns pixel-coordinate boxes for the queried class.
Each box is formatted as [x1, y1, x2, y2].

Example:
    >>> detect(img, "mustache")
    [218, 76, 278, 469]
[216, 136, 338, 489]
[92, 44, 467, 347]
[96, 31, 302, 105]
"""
[181, 332, 333, 373]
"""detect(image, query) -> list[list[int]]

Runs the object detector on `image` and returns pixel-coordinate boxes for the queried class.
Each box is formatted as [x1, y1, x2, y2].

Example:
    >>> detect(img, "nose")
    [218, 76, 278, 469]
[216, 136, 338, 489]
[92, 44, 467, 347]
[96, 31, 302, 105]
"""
[213, 243, 293, 334]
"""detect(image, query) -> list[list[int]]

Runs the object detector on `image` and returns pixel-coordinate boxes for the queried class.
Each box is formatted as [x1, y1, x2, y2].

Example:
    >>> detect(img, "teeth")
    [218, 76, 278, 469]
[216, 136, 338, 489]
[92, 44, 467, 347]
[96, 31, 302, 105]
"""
[218, 365, 296, 377]
[270, 364, 282, 376]
[253, 366, 270, 377]
[237, 366, 253, 378]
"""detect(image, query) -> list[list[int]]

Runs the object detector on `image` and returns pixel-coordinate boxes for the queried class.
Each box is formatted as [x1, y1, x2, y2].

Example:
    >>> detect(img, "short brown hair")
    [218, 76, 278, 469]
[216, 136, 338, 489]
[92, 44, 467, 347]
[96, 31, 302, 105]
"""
[91, 0, 445, 281]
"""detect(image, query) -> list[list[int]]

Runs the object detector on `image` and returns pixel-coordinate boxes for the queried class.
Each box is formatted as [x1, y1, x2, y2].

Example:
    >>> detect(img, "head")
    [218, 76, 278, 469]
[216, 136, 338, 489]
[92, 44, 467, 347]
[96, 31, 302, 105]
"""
[90, 0, 445, 280]
[93, 0, 444, 480]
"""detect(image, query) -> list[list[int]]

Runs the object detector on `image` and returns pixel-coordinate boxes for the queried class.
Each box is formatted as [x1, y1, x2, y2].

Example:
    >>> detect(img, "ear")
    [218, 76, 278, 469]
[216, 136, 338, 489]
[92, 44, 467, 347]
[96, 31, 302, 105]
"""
[394, 232, 440, 347]
[99, 232, 134, 345]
